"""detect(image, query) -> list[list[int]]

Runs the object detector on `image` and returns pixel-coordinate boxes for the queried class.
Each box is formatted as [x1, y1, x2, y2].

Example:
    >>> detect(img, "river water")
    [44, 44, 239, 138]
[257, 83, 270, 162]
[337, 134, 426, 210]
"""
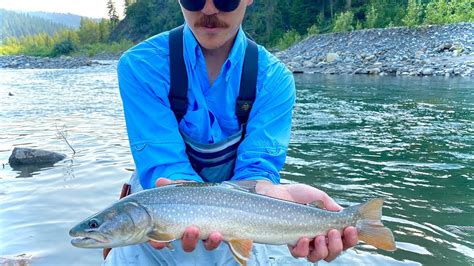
[0, 63, 472, 265]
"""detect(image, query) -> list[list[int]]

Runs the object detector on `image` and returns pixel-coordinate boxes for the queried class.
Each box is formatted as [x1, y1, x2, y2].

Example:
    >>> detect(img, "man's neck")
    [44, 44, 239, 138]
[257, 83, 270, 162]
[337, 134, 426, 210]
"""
[201, 35, 236, 87]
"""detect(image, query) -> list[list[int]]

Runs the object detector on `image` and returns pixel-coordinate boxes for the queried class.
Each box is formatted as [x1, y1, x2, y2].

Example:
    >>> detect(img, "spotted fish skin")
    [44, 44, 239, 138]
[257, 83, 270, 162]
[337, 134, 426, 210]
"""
[125, 182, 359, 245]
[70, 182, 396, 264]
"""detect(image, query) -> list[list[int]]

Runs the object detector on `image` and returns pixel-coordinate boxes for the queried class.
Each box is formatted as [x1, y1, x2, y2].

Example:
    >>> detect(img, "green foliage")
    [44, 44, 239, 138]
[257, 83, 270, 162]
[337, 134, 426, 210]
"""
[403, 0, 424, 27]
[306, 24, 320, 36]
[51, 39, 77, 56]
[333, 11, 354, 33]
[2, 0, 472, 56]
[107, 0, 120, 27]
[0, 17, 132, 57]
[77, 18, 101, 44]
[0, 9, 68, 40]
[365, 5, 378, 28]
[424, 0, 449, 24]
[424, 0, 474, 25]
[276, 29, 302, 51]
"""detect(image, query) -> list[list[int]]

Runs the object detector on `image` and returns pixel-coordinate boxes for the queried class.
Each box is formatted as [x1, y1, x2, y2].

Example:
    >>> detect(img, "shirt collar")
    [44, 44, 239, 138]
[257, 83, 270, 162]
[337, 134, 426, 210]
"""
[183, 24, 247, 81]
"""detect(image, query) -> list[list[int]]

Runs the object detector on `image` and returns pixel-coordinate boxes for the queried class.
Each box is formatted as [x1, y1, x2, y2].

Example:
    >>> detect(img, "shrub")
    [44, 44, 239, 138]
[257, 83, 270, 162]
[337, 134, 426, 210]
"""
[51, 39, 77, 57]
[276, 29, 302, 51]
[403, 0, 423, 27]
[333, 11, 354, 33]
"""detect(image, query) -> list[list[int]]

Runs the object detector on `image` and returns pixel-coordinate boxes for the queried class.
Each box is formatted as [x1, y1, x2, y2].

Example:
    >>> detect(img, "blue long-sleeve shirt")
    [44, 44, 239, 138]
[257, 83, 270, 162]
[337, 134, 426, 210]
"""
[118, 24, 295, 189]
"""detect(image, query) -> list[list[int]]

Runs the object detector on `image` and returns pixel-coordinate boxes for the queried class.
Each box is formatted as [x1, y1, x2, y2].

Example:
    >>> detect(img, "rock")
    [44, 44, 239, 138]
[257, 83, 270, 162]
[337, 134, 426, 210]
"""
[365, 54, 376, 61]
[8, 147, 66, 166]
[373, 62, 383, 68]
[302, 60, 315, 68]
[326, 53, 340, 63]
[368, 68, 381, 75]
[435, 43, 453, 52]
[0, 253, 32, 266]
[422, 68, 434, 75]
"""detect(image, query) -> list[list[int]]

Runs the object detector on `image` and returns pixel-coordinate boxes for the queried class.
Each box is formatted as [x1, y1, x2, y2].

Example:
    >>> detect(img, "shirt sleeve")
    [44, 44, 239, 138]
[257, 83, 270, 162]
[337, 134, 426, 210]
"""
[232, 54, 296, 184]
[117, 45, 203, 189]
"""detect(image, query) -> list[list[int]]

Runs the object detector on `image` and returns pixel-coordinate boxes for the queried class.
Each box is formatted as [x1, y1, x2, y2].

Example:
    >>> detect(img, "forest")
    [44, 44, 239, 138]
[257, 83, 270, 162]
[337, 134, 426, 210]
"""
[0, 0, 472, 56]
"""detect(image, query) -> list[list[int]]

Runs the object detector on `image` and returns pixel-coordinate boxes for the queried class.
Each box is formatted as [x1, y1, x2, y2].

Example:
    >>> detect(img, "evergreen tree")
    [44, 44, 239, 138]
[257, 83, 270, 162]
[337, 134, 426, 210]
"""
[107, 0, 120, 28]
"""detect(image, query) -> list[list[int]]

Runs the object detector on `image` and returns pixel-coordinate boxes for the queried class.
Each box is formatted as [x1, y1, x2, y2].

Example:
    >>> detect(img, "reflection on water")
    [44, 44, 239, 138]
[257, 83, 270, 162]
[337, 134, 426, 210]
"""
[0, 65, 473, 265]
[10, 163, 56, 178]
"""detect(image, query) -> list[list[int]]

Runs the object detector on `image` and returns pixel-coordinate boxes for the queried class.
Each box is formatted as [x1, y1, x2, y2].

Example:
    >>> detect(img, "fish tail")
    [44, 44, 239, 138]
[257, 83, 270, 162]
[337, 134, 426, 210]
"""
[357, 198, 396, 251]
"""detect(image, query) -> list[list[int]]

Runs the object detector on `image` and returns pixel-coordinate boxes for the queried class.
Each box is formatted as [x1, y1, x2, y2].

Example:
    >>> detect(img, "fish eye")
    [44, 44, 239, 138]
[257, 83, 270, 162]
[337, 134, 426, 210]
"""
[88, 218, 100, 229]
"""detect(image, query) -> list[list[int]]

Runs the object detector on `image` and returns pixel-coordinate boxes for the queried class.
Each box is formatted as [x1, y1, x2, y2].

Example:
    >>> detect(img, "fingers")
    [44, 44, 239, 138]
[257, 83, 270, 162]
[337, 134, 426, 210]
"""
[149, 240, 167, 249]
[182, 226, 200, 252]
[320, 193, 343, 212]
[307, 236, 328, 262]
[324, 229, 344, 262]
[342, 226, 358, 250]
[288, 237, 310, 258]
[155, 177, 174, 187]
[203, 231, 223, 251]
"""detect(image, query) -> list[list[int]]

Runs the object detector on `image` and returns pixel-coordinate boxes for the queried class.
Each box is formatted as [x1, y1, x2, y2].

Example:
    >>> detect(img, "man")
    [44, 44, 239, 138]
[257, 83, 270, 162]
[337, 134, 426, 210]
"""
[106, 0, 358, 264]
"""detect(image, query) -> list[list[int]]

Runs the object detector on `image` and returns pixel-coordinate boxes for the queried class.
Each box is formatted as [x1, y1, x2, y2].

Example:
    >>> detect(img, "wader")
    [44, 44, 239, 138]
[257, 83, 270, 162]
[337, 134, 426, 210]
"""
[104, 26, 314, 265]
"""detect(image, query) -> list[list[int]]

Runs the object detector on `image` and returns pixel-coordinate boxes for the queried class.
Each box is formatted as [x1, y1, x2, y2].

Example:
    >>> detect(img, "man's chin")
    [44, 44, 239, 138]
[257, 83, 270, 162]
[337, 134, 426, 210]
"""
[196, 37, 228, 51]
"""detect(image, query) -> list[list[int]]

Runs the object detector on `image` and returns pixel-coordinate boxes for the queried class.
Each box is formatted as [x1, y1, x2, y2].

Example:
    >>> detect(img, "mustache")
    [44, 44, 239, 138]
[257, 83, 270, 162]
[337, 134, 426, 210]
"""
[195, 15, 228, 28]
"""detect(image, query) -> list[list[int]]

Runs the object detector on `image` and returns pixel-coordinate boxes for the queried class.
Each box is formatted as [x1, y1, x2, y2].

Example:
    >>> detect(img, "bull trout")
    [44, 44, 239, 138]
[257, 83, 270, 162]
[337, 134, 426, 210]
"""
[69, 182, 396, 265]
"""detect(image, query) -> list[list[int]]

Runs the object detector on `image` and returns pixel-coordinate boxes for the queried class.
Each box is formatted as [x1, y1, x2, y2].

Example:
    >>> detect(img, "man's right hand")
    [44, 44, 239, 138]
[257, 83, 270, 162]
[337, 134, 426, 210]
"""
[148, 178, 224, 252]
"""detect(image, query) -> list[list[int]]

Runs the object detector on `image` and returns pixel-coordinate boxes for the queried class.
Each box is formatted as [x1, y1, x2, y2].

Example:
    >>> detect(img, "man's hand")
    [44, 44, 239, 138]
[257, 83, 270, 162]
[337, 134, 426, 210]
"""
[148, 178, 224, 252]
[255, 181, 358, 263]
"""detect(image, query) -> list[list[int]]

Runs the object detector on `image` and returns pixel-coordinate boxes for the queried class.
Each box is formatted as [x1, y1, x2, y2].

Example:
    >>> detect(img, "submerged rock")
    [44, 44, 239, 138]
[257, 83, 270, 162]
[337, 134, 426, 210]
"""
[8, 147, 66, 166]
[0, 253, 32, 266]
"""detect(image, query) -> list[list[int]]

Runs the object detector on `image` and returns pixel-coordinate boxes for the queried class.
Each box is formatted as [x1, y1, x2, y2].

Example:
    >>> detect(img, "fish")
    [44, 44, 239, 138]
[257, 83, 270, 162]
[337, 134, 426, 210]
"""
[69, 182, 396, 265]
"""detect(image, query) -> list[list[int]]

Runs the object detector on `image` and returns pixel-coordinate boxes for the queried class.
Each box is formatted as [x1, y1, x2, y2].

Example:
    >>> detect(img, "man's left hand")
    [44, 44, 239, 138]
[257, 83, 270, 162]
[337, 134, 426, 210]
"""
[255, 181, 358, 263]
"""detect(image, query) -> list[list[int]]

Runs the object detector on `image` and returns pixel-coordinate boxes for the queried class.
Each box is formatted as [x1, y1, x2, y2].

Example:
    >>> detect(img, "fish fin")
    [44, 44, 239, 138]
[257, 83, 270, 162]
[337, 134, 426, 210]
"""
[165, 242, 174, 250]
[357, 198, 396, 251]
[307, 200, 325, 209]
[228, 239, 253, 266]
[146, 230, 176, 243]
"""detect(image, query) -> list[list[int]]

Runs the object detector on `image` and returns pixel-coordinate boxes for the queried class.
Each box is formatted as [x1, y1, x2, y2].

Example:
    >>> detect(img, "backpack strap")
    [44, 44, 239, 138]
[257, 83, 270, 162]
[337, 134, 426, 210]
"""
[236, 39, 258, 132]
[168, 25, 188, 122]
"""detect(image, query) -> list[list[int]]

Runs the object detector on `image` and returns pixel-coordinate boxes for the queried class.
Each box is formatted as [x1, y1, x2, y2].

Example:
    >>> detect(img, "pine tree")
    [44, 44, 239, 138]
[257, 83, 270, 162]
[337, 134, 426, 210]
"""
[107, 0, 120, 28]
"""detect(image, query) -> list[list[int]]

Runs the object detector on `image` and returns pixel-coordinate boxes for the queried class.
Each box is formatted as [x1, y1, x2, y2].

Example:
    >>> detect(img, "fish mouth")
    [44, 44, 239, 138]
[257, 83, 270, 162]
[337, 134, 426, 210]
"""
[71, 235, 109, 247]
[70, 229, 109, 247]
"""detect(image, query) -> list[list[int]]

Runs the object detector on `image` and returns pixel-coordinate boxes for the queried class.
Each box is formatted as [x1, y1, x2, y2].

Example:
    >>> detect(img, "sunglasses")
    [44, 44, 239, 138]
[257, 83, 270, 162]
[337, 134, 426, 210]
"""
[179, 0, 241, 12]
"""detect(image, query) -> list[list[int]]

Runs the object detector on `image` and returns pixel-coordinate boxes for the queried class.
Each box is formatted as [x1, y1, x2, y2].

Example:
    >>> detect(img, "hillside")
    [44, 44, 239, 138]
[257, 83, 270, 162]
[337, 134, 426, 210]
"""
[0, 9, 69, 40]
[27, 11, 86, 29]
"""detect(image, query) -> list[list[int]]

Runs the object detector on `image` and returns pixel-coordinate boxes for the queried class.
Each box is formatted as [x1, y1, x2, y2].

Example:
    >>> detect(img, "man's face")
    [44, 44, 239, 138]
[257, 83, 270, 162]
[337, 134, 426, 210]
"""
[180, 0, 253, 50]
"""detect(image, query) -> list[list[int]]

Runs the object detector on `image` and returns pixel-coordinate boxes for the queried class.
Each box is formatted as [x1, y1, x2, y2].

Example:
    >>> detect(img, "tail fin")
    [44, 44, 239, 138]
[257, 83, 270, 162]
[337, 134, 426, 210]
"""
[357, 198, 396, 251]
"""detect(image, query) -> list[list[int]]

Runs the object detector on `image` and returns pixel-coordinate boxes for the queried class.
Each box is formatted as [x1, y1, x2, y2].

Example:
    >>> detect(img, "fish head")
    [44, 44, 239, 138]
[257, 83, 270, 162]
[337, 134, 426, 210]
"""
[69, 201, 151, 248]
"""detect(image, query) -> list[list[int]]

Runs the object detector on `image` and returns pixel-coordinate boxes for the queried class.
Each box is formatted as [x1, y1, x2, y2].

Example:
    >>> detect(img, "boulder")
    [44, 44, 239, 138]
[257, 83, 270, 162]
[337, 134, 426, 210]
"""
[326, 53, 340, 63]
[9, 147, 66, 166]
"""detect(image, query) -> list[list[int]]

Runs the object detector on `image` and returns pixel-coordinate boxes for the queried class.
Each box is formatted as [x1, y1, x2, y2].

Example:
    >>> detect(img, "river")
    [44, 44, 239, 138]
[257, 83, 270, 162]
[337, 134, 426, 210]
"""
[0, 62, 472, 265]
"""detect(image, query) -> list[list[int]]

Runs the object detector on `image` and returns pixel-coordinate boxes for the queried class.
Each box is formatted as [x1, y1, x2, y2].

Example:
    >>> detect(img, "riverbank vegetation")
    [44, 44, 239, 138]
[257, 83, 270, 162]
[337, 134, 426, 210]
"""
[1, 0, 472, 57]
[0, 17, 133, 57]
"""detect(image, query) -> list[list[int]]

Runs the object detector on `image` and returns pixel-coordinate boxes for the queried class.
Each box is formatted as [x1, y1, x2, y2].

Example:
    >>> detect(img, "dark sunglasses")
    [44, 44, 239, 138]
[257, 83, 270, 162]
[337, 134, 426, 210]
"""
[179, 0, 241, 12]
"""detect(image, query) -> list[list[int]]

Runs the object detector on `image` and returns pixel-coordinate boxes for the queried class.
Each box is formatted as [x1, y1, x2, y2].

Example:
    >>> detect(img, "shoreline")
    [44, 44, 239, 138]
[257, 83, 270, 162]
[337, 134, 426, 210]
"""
[276, 22, 474, 77]
[0, 53, 121, 69]
[1, 23, 473, 77]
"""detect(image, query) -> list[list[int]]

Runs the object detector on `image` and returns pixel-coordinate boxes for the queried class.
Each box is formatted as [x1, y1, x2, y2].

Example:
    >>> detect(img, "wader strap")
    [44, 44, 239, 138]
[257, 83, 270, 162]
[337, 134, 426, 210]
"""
[236, 39, 258, 132]
[169, 25, 188, 122]
[168, 25, 258, 129]
[103, 183, 131, 260]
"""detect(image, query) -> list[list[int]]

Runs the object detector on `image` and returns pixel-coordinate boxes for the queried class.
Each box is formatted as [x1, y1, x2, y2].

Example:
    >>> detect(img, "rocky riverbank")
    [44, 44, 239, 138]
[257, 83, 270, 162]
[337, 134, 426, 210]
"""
[0, 52, 121, 69]
[276, 22, 474, 77]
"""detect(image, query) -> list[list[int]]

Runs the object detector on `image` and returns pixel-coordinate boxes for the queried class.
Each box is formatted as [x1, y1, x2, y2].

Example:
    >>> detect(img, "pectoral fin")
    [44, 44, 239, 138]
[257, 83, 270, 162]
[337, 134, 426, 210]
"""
[228, 239, 253, 266]
[146, 230, 176, 250]
[308, 200, 326, 210]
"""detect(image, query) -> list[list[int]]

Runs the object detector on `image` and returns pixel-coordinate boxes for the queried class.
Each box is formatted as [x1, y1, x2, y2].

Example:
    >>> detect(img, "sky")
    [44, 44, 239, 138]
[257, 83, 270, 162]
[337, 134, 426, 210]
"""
[0, 0, 125, 18]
